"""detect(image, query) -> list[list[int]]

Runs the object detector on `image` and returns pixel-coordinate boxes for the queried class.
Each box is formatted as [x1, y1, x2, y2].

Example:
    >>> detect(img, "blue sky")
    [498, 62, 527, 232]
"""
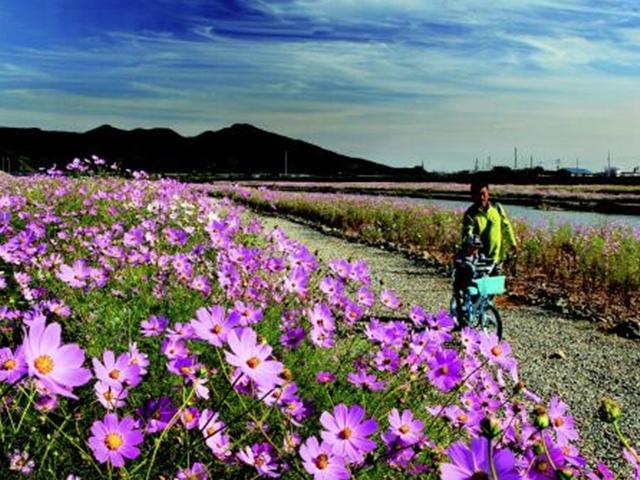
[1, 1, 640, 171]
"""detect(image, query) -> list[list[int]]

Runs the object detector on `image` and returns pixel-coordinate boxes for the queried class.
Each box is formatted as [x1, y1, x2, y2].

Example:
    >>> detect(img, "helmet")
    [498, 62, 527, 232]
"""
[463, 234, 483, 248]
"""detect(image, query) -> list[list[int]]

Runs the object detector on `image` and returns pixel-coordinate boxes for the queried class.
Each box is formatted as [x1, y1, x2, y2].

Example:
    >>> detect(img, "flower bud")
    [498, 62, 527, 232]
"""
[599, 397, 622, 423]
[556, 468, 575, 480]
[533, 404, 550, 430]
[480, 417, 501, 439]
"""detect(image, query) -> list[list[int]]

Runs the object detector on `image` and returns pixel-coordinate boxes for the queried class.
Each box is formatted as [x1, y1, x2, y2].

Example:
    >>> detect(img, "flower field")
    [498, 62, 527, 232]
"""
[214, 186, 640, 331]
[0, 163, 638, 478]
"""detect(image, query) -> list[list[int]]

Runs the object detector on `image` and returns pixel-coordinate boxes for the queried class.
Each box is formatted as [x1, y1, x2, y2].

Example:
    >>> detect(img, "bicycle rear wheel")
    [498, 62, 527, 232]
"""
[480, 305, 502, 340]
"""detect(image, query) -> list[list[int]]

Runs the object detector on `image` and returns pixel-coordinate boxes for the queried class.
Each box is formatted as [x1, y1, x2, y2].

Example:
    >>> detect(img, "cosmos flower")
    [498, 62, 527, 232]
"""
[386, 408, 424, 446]
[174, 462, 209, 480]
[0, 346, 27, 385]
[441, 437, 519, 480]
[190, 305, 239, 347]
[427, 349, 463, 393]
[140, 315, 168, 337]
[22, 318, 92, 399]
[225, 327, 284, 388]
[320, 403, 378, 463]
[300, 436, 350, 480]
[88, 413, 143, 468]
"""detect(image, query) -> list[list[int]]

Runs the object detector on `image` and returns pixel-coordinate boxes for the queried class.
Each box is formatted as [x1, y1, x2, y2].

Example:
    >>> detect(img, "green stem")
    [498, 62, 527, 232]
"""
[488, 437, 498, 480]
[145, 387, 196, 480]
[613, 420, 640, 463]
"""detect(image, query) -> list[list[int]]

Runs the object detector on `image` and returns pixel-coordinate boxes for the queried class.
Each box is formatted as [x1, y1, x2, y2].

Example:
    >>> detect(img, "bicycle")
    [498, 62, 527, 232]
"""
[449, 261, 505, 339]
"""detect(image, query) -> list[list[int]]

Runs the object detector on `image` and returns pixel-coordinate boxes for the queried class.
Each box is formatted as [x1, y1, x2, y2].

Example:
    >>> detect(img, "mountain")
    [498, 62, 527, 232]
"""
[0, 123, 404, 177]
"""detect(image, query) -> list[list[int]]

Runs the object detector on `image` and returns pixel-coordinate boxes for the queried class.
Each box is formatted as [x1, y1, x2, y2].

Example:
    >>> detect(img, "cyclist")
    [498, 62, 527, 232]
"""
[462, 180, 518, 267]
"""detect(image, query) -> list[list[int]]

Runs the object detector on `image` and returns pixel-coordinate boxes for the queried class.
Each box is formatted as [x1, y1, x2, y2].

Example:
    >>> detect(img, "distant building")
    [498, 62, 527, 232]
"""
[560, 167, 593, 177]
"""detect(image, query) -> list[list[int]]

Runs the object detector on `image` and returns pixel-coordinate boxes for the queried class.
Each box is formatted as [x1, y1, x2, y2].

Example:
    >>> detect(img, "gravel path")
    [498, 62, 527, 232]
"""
[257, 212, 640, 473]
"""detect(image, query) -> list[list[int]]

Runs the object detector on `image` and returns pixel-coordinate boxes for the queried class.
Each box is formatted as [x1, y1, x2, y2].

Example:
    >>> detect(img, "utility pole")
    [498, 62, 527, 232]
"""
[487, 156, 491, 169]
[284, 150, 288, 176]
[514, 147, 518, 170]
[474, 158, 479, 172]
[576, 157, 579, 169]
[530, 155, 533, 170]
[607, 151, 611, 171]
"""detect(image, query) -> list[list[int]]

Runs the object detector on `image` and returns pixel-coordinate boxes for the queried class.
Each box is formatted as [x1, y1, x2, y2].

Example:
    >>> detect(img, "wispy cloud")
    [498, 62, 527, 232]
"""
[0, 0, 639, 170]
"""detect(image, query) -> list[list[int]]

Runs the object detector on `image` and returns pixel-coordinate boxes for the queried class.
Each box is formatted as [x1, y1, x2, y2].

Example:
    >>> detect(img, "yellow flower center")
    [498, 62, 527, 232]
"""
[109, 369, 121, 380]
[246, 356, 261, 369]
[105, 433, 124, 451]
[315, 453, 329, 470]
[439, 365, 449, 375]
[212, 324, 222, 334]
[2, 359, 17, 371]
[491, 346, 502, 357]
[399, 424, 410, 434]
[338, 427, 352, 440]
[553, 417, 564, 427]
[34, 355, 54, 375]
[104, 389, 115, 401]
[536, 461, 549, 472]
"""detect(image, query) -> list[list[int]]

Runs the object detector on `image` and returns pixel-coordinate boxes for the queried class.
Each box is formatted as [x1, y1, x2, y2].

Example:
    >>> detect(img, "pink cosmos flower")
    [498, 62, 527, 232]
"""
[94, 381, 128, 410]
[320, 403, 378, 463]
[441, 437, 519, 480]
[22, 318, 92, 399]
[300, 436, 350, 480]
[92, 350, 141, 389]
[190, 305, 239, 347]
[225, 327, 284, 389]
[380, 289, 401, 310]
[0, 346, 27, 385]
[548, 396, 578, 446]
[386, 408, 424, 446]
[427, 349, 463, 393]
[88, 413, 143, 468]
[175, 462, 209, 480]
[57, 259, 91, 288]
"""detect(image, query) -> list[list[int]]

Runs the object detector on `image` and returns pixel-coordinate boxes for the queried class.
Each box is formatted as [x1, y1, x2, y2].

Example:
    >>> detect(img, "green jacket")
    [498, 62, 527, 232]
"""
[462, 201, 517, 262]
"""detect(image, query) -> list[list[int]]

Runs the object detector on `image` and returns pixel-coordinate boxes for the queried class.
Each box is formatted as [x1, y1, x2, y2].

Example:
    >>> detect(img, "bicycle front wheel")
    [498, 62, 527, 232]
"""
[480, 305, 502, 340]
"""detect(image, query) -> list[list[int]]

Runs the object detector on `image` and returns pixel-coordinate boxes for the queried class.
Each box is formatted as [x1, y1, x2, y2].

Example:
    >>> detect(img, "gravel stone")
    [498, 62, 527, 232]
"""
[257, 212, 640, 473]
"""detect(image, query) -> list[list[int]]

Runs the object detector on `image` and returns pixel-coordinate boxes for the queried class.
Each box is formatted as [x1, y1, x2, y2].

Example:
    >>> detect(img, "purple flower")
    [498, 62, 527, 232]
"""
[0, 346, 27, 385]
[88, 413, 143, 468]
[22, 317, 92, 399]
[386, 408, 424, 446]
[138, 396, 178, 434]
[225, 327, 284, 389]
[480, 333, 518, 381]
[316, 371, 336, 384]
[95, 381, 128, 410]
[199, 409, 231, 461]
[140, 315, 168, 337]
[190, 305, 239, 347]
[7, 449, 35, 474]
[237, 442, 280, 478]
[175, 462, 209, 480]
[380, 289, 401, 310]
[427, 349, 463, 392]
[93, 350, 141, 389]
[300, 436, 350, 480]
[547, 396, 578, 446]
[57, 259, 91, 288]
[441, 437, 519, 480]
[320, 403, 378, 463]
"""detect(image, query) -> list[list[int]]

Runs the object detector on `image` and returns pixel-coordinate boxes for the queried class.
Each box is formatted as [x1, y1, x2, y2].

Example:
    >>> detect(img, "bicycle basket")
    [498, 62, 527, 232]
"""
[474, 276, 506, 296]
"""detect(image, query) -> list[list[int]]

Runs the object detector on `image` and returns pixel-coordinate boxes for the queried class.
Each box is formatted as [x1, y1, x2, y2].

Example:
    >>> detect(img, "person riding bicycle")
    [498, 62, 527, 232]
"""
[453, 234, 489, 324]
[462, 180, 518, 267]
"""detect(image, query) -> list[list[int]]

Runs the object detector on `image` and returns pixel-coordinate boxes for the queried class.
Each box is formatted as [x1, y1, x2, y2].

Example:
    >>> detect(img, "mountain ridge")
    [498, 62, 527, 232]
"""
[0, 123, 407, 176]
